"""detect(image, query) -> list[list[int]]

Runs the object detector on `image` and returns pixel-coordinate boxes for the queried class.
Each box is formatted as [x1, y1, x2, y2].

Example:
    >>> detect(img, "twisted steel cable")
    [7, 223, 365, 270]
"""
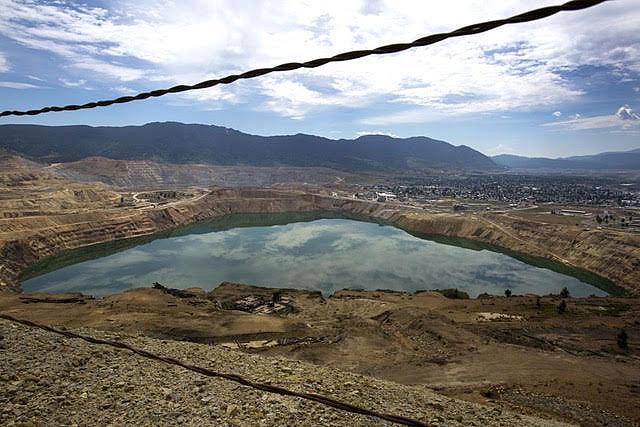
[0, 313, 428, 426]
[0, 0, 607, 118]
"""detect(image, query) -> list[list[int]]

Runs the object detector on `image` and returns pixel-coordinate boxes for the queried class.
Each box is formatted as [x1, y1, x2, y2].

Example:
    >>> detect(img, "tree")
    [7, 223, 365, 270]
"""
[271, 291, 282, 305]
[560, 287, 570, 299]
[557, 300, 567, 314]
[617, 329, 628, 350]
[596, 215, 603, 224]
[504, 289, 512, 298]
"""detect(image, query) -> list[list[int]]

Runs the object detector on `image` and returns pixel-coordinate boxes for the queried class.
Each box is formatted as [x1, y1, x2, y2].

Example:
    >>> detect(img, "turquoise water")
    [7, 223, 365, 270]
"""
[21, 216, 611, 297]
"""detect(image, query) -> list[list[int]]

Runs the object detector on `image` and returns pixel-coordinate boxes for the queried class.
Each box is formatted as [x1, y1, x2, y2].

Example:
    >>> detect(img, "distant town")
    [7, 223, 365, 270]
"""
[354, 173, 639, 206]
[348, 173, 640, 229]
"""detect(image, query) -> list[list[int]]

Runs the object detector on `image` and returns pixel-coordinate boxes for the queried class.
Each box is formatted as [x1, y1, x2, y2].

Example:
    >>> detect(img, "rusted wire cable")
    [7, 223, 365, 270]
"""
[0, 0, 607, 118]
[0, 313, 428, 426]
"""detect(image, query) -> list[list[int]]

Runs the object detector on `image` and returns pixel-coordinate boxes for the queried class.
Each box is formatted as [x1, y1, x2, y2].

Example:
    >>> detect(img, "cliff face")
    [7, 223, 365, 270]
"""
[392, 212, 639, 294]
[1, 188, 638, 294]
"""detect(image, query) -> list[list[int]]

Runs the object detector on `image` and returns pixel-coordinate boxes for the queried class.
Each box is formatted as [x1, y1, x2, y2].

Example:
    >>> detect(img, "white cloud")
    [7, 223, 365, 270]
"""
[543, 104, 640, 131]
[0, 0, 638, 119]
[0, 81, 39, 89]
[72, 59, 146, 82]
[112, 86, 137, 95]
[355, 130, 399, 138]
[616, 104, 640, 120]
[486, 143, 517, 156]
[0, 51, 8, 72]
[0, 1, 147, 81]
[265, 223, 329, 249]
[258, 76, 351, 119]
[59, 78, 87, 88]
[553, 111, 562, 117]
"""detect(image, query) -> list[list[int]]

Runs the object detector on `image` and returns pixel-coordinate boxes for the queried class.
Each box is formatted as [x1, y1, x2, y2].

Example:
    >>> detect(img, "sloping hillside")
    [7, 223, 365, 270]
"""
[493, 149, 640, 170]
[0, 317, 568, 426]
[47, 156, 365, 188]
[0, 122, 499, 173]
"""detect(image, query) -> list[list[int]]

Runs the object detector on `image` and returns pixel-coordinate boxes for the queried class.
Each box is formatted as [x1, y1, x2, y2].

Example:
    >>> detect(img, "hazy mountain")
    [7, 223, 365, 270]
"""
[493, 148, 640, 170]
[491, 155, 574, 169]
[0, 122, 498, 173]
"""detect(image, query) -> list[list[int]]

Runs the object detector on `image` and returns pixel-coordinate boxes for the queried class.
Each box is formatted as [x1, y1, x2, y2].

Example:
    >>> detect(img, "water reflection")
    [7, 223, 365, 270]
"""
[22, 218, 608, 297]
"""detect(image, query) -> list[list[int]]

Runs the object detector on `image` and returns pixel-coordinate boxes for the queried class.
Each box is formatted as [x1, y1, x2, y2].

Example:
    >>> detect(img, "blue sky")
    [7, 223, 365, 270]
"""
[0, 0, 638, 158]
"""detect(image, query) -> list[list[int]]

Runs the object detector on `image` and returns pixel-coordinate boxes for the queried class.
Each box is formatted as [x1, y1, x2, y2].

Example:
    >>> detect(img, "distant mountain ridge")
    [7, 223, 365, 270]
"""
[493, 148, 640, 170]
[0, 122, 498, 173]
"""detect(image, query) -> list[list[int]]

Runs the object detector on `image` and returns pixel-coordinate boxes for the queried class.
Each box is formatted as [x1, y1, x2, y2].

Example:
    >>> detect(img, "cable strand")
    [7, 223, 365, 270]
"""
[0, 0, 607, 118]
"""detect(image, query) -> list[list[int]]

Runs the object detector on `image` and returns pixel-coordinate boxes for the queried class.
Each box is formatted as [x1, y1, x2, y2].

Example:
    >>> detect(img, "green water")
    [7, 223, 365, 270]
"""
[21, 213, 619, 297]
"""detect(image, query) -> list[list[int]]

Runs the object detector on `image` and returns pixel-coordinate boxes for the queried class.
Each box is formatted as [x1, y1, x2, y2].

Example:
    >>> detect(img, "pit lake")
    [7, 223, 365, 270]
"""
[21, 213, 617, 297]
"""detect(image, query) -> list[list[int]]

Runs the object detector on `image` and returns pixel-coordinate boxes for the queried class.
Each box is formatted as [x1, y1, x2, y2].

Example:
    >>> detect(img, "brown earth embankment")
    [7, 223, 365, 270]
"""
[1, 188, 638, 294]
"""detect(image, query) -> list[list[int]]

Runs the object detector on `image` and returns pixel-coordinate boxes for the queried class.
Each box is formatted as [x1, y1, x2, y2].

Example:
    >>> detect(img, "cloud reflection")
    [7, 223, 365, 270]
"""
[23, 219, 607, 298]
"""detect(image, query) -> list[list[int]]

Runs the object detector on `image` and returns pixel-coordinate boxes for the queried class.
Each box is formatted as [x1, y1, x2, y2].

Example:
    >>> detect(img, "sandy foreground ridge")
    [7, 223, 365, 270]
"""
[0, 317, 569, 426]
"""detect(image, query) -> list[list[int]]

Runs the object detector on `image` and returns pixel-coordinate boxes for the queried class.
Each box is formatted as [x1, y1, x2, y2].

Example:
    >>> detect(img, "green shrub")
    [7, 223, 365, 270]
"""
[434, 288, 470, 299]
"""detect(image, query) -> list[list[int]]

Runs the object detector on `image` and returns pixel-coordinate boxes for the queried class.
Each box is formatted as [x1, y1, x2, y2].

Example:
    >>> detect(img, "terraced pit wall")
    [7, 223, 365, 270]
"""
[1, 189, 638, 295]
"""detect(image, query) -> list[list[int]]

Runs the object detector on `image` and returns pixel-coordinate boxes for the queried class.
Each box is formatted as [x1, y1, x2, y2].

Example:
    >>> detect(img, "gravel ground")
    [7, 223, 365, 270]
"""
[0, 318, 569, 426]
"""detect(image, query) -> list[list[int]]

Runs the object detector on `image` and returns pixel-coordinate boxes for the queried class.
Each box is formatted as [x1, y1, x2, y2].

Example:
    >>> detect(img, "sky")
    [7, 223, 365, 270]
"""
[0, 0, 639, 158]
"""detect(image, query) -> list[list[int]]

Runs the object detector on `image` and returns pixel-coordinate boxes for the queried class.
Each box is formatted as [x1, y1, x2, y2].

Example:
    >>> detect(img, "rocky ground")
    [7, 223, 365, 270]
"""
[1, 284, 638, 426]
[0, 318, 566, 426]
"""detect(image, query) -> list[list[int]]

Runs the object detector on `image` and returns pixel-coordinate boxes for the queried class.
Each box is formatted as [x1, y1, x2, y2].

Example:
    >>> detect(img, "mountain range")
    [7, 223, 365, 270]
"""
[1, 122, 638, 172]
[492, 148, 640, 170]
[0, 122, 497, 173]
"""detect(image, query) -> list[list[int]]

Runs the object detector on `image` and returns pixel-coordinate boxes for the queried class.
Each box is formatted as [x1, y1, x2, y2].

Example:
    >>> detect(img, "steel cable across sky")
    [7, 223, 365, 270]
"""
[0, 0, 608, 118]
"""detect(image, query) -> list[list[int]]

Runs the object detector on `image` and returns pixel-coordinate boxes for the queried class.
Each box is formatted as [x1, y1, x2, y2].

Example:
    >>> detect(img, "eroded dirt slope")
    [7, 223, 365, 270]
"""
[1, 284, 637, 425]
[0, 316, 568, 426]
[48, 156, 365, 188]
